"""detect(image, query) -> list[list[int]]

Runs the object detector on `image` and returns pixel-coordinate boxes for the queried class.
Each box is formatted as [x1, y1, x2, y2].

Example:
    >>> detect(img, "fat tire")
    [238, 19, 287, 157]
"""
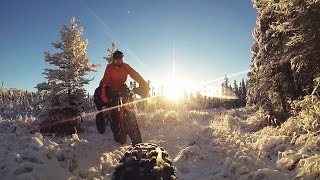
[95, 113, 106, 134]
[112, 143, 176, 180]
[118, 122, 127, 144]
[125, 110, 142, 145]
[110, 109, 127, 144]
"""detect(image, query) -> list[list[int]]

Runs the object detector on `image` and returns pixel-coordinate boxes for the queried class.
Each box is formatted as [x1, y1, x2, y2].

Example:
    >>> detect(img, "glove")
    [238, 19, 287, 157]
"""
[134, 82, 150, 98]
[100, 86, 109, 103]
[94, 85, 112, 106]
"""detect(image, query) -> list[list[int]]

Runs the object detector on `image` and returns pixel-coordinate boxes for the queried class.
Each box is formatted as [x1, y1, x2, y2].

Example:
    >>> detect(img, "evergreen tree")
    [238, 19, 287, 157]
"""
[221, 75, 230, 96]
[247, 0, 320, 120]
[239, 78, 247, 106]
[36, 17, 98, 134]
[241, 78, 246, 100]
[228, 85, 233, 96]
[233, 80, 239, 97]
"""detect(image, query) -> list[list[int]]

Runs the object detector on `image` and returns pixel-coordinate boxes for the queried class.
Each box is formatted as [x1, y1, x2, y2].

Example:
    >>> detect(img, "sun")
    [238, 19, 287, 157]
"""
[164, 80, 185, 101]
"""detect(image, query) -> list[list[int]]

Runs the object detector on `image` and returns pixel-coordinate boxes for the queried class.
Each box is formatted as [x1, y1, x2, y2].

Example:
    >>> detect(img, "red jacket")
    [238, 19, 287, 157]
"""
[101, 62, 146, 91]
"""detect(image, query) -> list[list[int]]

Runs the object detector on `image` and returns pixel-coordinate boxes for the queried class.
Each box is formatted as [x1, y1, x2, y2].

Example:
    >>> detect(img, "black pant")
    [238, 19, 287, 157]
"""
[95, 103, 104, 124]
[95, 101, 122, 142]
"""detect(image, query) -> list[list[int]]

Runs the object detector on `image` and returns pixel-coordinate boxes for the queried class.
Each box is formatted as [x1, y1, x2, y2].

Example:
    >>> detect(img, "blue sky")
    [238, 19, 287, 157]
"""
[0, 0, 257, 95]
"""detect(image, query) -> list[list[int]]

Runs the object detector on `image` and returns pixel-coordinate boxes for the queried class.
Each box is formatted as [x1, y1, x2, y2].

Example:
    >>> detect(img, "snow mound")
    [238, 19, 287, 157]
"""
[0, 117, 127, 180]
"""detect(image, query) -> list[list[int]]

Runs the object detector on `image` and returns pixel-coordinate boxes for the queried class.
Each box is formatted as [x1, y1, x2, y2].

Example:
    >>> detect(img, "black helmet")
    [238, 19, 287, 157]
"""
[113, 50, 124, 59]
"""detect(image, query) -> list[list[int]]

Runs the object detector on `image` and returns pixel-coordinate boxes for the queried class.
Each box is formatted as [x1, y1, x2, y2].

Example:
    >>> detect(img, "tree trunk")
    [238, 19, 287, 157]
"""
[276, 83, 289, 120]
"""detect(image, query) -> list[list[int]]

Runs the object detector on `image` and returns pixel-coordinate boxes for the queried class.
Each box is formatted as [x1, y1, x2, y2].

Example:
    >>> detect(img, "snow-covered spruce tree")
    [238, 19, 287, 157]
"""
[36, 17, 98, 134]
[247, 0, 320, 121]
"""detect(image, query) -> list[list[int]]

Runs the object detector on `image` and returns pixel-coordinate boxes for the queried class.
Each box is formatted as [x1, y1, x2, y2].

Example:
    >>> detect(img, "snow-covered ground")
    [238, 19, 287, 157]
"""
[0, 96, 319, 179]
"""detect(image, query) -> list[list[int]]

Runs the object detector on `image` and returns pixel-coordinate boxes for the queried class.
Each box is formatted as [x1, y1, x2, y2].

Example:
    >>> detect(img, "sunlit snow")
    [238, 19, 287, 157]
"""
[1, 96, 319, 179]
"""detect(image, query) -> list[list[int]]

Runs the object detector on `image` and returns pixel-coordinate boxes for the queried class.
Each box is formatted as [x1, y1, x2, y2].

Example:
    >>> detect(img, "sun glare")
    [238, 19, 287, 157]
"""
[164, 80, 185, 101]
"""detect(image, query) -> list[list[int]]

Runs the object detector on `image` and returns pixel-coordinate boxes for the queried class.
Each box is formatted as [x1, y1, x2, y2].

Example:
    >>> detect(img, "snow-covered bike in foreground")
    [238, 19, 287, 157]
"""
[96, 86, 142, 145]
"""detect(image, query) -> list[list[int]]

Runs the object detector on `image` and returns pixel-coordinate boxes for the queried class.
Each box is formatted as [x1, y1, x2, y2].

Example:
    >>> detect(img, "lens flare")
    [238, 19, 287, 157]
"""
[39, 96, 157, 129]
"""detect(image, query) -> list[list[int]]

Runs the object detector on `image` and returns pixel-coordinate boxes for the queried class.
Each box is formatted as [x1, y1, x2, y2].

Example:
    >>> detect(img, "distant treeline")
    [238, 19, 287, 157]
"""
[185, 95, 246, 110]
[0, 88, 41, 119]
[0, 86, 247, 120]
[0, 88, 95, 120]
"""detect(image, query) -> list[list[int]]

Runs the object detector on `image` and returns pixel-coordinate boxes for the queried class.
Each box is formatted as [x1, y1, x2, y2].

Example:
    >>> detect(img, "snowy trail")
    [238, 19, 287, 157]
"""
[141, 110, 213, 157]
[4, 107, 315, 179]
[0, 109, 258, 179]
[75, 108, 225, 179]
